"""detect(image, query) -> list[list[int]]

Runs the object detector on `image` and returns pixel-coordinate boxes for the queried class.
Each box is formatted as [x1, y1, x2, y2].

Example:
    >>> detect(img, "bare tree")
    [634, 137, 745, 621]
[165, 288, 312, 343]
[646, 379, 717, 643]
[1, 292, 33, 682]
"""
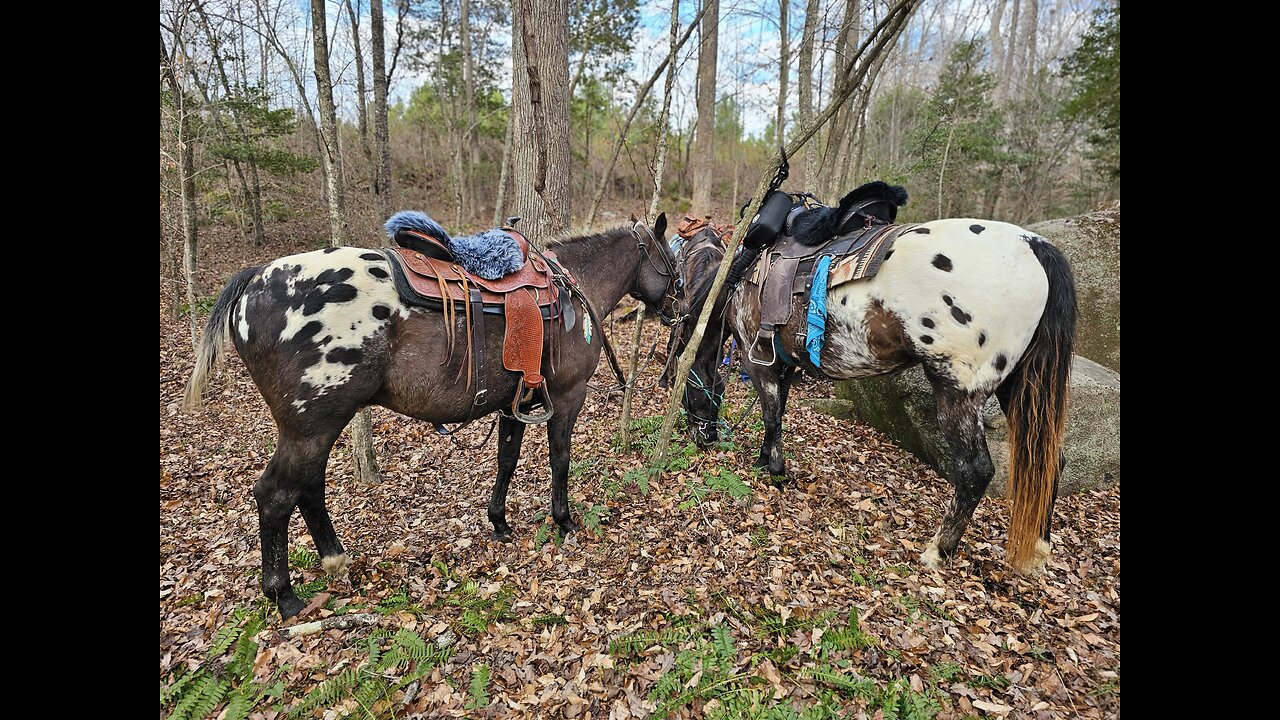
[584, 2, 710, 226]
[160, 7, 202, 349]
[775, 0, 790, 147]
[510, 0, 572, 244]
[690, 0, 719, 213]
[313, 0, 381, 483]
[796, 0, 819, 187]
[344, 0, 375, 174]
[371, 0, 393, 220]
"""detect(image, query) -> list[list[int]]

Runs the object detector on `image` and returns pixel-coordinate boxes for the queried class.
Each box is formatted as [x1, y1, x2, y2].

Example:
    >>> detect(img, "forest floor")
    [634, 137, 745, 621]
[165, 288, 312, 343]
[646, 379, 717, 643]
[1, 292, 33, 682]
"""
[160, 221, 1119, 720]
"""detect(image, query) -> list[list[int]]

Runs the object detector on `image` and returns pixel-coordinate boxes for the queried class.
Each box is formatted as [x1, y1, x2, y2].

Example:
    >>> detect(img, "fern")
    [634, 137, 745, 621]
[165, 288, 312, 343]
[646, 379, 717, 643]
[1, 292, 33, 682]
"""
[708, 470, 752, 500]
[710, 624, 736, 665]
[289, 547, 319, 570]
[393, 628, 428, 662]
[207, 611, 248, 658]
[799, 665, 876, 698]
[160, 670, 195, 707]
[607, 627, 695, 656]
[287, 667, 360, 718]
[466, 663, 491, 709]
[343, 677, 390, 719]
[169, 674, 218, 720]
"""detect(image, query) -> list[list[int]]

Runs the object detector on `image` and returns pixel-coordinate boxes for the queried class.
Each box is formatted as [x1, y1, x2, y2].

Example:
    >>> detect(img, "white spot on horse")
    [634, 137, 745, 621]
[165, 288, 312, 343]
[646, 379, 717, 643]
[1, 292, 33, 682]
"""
[237, 294, 250, 343]
[921, 535, 943, 569]
[322, 553, 351, 576]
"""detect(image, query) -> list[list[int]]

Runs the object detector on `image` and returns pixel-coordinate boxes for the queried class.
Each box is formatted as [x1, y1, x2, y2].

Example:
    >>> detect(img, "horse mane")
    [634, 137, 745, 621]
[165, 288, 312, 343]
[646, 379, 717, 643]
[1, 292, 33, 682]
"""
[791, 181, 909, 246]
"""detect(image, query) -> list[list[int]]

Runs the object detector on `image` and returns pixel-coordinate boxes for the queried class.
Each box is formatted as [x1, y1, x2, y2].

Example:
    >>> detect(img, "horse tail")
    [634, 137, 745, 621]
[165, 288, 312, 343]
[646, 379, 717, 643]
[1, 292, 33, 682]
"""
[182, 265, 261, 411]
[1003, 237, 1077, 572]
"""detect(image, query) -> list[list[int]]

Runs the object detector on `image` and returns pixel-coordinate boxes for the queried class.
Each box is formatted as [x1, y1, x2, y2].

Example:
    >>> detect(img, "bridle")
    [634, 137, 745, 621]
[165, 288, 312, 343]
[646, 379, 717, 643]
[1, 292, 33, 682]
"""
[629, 221, 683, 327]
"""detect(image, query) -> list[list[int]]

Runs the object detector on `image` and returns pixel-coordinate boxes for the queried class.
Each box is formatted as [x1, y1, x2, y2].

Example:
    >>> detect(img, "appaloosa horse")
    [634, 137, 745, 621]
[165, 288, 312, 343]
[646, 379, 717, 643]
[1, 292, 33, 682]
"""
[672, 184, 1076, 574]
[184, 214, 677, 618]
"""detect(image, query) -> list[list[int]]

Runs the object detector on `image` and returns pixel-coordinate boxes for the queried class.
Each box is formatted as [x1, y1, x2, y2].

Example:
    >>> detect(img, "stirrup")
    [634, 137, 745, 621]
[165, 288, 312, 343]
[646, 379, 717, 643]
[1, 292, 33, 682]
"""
[511, 378, 554, 424]
[748, 329, 777, 366]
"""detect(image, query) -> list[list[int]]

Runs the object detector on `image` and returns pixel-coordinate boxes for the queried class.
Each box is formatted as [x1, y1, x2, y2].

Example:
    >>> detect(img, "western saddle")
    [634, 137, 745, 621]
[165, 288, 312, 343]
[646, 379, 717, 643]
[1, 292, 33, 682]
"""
[384, 223, 573, 425]
[744, 205, 918, 367]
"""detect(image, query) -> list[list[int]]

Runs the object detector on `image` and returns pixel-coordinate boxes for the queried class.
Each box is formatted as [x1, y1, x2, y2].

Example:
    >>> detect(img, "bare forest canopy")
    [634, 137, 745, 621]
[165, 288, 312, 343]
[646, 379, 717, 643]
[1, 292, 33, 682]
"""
[160, 0, 1119, 254]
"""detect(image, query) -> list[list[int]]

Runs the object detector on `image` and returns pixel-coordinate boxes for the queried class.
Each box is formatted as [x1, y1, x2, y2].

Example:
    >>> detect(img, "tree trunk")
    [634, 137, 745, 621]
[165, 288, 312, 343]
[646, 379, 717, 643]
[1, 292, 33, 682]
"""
[647, 0, 681, 224]
[1000, 0, 1021, 102]
[510, 0, 572, 246]
[990, 0, 1007, 101]
[1019, 0, 1038, 87]
[345, 0, 375, 178]
[775, 0, 790, 148]
[460, 0, 477, 217]
[494, 116, 514, 226]
[797, 0, 819, 188]
[690, 0, 719, 213]
[371, 0, 393, 220]
[314, 0, 381, 483]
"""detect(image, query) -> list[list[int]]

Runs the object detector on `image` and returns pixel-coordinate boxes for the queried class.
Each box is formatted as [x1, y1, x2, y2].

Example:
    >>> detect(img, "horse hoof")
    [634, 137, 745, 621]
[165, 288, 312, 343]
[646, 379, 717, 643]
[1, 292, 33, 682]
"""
[492, 527, 514, 543]
[278, 595, 306, 620]
[920, 543, 944, 570]
[557, 519, 579, 537]
[321, 553, 351, 577]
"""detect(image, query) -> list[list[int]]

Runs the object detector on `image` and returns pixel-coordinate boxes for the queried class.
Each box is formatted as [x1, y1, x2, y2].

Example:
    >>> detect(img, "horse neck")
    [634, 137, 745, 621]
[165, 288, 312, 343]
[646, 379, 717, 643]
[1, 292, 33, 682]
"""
[550, 229, 642, 315]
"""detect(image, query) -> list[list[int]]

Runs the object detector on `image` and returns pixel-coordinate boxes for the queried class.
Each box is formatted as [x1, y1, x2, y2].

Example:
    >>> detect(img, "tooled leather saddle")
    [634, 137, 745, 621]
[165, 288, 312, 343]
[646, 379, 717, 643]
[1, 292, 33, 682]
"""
[384, 224, 572, 424]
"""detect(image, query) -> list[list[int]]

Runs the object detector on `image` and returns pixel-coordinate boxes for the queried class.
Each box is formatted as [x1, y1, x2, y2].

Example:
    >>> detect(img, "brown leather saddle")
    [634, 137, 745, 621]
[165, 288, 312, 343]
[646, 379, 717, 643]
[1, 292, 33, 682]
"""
[746, 222, 918, 366]
[384, 226, 568, 424]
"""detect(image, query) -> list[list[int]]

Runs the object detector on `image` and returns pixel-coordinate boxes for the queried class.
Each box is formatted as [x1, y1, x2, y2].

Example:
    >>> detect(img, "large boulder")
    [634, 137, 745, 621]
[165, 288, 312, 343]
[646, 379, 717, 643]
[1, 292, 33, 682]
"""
[828, 356, 1119, 496]
[1027, 203, 1121, 372]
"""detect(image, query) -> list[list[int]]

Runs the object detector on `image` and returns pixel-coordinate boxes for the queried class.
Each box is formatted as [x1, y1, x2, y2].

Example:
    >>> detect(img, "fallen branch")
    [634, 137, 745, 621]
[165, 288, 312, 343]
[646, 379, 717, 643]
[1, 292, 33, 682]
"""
[285, 613, 382, 637]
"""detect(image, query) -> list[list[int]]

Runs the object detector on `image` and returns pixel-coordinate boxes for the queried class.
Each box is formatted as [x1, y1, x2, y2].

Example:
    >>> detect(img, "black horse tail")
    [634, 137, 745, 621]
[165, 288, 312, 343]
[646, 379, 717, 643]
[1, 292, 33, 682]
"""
[1003, 238, 1077, 572]
[183, 265, 262, 411]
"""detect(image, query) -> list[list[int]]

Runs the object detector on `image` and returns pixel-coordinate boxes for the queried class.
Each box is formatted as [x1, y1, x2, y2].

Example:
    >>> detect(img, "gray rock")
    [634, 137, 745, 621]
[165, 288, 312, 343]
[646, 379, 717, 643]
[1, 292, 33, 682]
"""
[1027, 204, 1121, 373]
[832, 356, 1119, 496]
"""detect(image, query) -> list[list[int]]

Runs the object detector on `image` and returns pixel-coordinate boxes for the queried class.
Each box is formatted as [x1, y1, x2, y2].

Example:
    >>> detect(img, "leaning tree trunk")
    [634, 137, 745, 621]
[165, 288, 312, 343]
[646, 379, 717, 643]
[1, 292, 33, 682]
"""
[313, 0, 382, 484]
[510, 0, 572, 246]
[690, 0, 718, 214]
[648, 0, 919, 473]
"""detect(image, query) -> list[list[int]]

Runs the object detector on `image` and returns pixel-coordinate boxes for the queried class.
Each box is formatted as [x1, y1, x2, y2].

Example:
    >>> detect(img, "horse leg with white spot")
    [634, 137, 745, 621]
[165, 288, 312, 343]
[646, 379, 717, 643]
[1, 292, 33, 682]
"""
[488, 415, 527, 541]
[920, 377, 994, 569]
[253, 427, 347, 620]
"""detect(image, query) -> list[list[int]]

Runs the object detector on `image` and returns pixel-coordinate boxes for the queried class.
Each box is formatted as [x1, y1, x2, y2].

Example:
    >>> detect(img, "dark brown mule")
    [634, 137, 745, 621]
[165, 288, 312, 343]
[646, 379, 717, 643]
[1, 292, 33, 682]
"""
[671, 184, 1077, 575]
[184, 215, 677, 618]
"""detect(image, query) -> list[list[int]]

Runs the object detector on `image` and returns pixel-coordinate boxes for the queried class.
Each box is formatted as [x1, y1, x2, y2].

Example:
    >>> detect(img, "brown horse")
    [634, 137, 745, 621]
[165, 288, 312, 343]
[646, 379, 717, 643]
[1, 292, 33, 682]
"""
[671, 183, 1076, 575]
[184, 215, 677, 618]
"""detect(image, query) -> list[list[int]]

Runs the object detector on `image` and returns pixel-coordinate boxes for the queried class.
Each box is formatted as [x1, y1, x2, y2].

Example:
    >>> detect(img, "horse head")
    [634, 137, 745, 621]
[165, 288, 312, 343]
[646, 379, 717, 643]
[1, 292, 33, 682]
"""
[628, 213, 682, 326]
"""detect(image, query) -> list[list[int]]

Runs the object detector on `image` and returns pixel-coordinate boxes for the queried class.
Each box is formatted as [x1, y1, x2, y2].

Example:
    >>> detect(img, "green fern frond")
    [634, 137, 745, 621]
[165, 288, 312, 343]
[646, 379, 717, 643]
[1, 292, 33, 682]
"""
[287, 667, 360, 718]
[607, 627, 695, 656]
[798, 665, 875, 698]
[160, 670, 194, 707]
[466, 663, 490, 709]
[710, 624, 736, 662]
[207, 618, 246, 659]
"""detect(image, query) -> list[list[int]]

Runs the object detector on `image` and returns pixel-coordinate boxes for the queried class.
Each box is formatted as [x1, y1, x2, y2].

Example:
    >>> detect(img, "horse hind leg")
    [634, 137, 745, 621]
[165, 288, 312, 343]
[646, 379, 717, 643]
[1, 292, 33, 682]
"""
[919, 374, 995, 570]
[256, 432, 345, 619]
[488, 415, 527, 541]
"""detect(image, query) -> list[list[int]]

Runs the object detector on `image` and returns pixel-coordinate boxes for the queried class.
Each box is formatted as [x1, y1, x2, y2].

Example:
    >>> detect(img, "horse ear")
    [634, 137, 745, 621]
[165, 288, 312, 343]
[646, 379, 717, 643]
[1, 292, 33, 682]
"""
[629, 212, 638, 223]
[655, 212, 667, 238]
